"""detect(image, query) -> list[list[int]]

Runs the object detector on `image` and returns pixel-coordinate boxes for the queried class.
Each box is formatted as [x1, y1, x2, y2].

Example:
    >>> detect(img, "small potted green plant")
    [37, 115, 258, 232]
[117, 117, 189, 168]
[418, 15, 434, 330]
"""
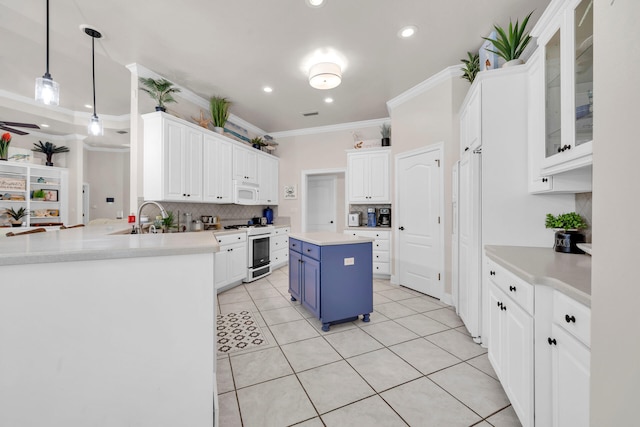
[138, 77, 181, 112]
[250, 137, 266, 150]
[210, 96, 231, 133]
[32, 141, 69, 167]
[460, 52, 480, 83]
[32, 189, 46, 201]
[545, 212, 588, 254]
[380, 123, 391, 146]
[4, 207, 27, 227]
[161, 210, 176, 233]
[483, 11, 534, 67]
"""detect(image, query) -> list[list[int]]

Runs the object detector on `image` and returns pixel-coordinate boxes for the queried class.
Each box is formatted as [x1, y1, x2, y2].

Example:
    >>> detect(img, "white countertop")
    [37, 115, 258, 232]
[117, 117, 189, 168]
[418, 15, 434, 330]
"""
[289, 232, 374, 246]
[0, 224, 220, 266]
[485, 245, 591, 306]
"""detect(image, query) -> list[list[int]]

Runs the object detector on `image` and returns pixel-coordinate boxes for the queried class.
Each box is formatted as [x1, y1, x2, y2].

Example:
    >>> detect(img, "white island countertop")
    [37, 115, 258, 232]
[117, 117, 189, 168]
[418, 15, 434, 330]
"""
[289, 231, 374, 246]
[0, 224, 220, 266]
[485, 245, 591, 306]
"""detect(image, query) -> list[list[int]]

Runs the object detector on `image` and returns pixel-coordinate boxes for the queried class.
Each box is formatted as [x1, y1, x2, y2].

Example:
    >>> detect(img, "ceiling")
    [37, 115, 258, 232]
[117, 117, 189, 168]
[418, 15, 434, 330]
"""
[0, 0, 550, 146]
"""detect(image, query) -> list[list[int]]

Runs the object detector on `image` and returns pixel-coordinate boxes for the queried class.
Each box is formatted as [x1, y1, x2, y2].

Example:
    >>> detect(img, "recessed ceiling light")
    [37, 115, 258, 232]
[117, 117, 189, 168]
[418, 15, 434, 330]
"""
[263, 86, 273, 93]
[324, 97, 334, 103]
[84, 104, 92, 109]
[306, 0, 325, 7]
[40, 123, 50, 128]
[398, 25, 418, 38]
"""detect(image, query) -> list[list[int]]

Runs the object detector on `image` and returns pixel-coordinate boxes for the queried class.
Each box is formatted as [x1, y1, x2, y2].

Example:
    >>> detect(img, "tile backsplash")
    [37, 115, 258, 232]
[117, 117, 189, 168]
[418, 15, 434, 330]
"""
[142, 202, 278, 228]
[575, 192, 592, 242]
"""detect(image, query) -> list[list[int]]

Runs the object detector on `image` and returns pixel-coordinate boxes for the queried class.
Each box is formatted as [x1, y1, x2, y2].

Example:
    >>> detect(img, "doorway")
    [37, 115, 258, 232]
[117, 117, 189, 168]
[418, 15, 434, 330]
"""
[302, 169, 346, 233]
[395, 144, 444, 299]
[82, 183, 90, 225]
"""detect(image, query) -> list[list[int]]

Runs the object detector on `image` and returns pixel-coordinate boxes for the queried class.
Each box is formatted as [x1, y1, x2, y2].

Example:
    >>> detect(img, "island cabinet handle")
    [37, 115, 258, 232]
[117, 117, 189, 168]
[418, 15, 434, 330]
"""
[565, 314, 576, 323]
[292, 243, 296, 247]
[548, 337, 557, 346]
[509, 285, 516, 292]
[306, 249, 311, 252]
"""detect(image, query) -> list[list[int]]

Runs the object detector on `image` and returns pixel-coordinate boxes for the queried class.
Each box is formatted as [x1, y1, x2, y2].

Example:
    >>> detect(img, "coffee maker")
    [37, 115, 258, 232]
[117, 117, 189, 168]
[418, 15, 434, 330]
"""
[378, 207, 391, 227]
[367, 207, 377, 227]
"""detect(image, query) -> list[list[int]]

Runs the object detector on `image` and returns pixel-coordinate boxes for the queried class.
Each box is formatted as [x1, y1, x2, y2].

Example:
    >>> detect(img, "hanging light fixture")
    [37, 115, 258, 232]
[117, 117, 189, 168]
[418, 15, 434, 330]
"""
[308, 62, 342, 90]
[35, 0, 60, 105]
[84, 27, 103, 136]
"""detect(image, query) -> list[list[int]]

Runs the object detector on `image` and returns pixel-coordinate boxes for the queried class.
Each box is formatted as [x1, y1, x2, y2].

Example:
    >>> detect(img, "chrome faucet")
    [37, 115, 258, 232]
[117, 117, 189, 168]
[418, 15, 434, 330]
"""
[135, 201, 168, 234]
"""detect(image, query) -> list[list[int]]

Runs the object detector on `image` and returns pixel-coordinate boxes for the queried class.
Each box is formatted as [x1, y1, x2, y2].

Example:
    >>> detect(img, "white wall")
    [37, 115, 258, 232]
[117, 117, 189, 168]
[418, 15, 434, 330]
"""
[85, 149, 130, 220]
[591, 0, 640, 424]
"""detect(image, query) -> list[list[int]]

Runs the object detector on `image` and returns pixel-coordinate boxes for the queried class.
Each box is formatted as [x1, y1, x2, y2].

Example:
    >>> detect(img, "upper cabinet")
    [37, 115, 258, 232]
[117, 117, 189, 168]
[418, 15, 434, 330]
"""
[203, 133, 233, 203]
[459, 83, 482, 157]
[347, 148, 390, 204]
[258, 154, 279, 205]
[531, 0, 593, 177]
[233, 145, 258, 184]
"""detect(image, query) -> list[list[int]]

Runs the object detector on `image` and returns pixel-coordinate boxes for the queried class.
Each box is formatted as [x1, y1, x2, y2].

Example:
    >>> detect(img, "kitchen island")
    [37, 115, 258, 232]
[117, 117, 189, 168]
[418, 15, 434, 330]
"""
[0, 226, 219, 427]
[289, 232, 373, 331]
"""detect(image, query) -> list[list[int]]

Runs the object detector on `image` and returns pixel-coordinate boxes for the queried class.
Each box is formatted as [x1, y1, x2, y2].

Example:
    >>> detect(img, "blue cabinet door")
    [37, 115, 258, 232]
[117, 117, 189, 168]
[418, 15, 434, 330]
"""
[301, 256, 320, 318]
[289, 250, 302, 301]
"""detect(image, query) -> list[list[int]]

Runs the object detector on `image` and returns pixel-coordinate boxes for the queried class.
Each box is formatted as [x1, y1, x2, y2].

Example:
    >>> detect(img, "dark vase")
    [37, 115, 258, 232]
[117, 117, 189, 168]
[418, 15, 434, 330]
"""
[554, 230, 586, 254]
[46, 154, 53, 167]
[252, 144, 261, 149]
[381, 137, 390, 147]
[155, 106, 166, 112]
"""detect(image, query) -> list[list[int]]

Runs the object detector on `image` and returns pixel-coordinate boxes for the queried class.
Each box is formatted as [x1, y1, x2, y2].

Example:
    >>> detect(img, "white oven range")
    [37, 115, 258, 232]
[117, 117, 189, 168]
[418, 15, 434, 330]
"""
[224, 224, 274, 282]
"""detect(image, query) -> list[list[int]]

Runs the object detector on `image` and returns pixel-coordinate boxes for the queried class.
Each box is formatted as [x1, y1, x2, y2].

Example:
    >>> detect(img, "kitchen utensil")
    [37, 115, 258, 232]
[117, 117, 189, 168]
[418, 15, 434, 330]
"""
[378, 208, 391, 227]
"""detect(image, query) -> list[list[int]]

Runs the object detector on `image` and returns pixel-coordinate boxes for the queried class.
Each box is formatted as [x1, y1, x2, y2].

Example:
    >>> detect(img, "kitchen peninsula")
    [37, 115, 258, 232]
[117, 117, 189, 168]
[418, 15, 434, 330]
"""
[289, 232, 374, 331]
[0, 226, 219, 427]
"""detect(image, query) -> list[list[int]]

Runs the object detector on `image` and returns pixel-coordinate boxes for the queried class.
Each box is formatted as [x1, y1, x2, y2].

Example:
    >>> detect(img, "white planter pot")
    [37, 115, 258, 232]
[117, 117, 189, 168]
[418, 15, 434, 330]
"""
[502, 58, 524, 68]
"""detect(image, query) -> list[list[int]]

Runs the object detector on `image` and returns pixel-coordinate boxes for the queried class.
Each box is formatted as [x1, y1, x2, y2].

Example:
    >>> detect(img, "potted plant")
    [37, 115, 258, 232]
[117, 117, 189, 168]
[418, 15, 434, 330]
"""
[4, 207, 27, 227]
[460, 52, 480, 83]
[32, 189, 46, 201]
[161, 210, 176, 233]
[32, 141, 69, 166]
[0, 132, 11, 161]
[483, 11, 534, 67]
[545, 212, 588, 254]
[250, 137, 266, 150]
[138, 77, 181, 112]
[380, 123, 391, 146]
[210, 96, 231, 133]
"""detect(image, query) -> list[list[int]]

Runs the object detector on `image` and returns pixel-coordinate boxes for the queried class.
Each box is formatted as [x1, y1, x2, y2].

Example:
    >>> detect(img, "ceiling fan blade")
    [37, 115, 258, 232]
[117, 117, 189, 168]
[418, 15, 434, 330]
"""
[0, 121, 40, 129]
[0, 125, 29, 135]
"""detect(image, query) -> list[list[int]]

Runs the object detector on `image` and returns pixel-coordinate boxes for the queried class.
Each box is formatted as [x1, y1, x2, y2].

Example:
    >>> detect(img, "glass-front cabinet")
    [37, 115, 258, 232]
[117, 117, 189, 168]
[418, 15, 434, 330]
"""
[538, 0, 593, 175]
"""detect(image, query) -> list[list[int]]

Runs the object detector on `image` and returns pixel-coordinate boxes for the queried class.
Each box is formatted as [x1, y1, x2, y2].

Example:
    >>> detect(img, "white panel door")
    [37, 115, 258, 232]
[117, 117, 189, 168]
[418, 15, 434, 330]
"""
[397, 149, 442, 298]
[306, 175, 336, 232]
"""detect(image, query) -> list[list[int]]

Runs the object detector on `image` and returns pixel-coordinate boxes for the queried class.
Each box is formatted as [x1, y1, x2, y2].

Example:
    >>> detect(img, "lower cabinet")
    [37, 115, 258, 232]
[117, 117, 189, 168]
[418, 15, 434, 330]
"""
[214, 232, 247, 291]
[344, 229, 390, 275]
[270, 227, 290, 270]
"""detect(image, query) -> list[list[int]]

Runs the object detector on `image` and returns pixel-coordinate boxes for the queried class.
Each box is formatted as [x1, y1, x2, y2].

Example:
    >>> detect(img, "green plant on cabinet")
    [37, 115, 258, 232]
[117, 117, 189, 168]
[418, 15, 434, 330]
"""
[139, 77, 181, 112]
[483, 11, 534, 64]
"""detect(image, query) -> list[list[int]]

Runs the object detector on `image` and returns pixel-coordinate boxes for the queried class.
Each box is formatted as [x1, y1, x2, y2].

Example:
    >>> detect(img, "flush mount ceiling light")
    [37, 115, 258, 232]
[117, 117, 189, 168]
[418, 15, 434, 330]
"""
[35, 0, 60, 106]
[306, 0, 325, 8]
[309, 62, 342, 90]
[84, 27, 103, 136]
[398, 25, 418, 38]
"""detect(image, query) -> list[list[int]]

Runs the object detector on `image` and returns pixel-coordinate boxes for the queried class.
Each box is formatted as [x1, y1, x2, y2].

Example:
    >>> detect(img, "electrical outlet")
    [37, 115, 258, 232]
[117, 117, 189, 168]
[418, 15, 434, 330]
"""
[344, 257, 354, 266]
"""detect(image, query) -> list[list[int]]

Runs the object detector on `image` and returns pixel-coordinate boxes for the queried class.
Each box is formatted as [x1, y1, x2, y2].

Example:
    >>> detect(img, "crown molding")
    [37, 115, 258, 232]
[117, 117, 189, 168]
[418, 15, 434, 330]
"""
[269, 117, 389, 139]
[83, 144, 129, 153]
[386, 65, 462, 112]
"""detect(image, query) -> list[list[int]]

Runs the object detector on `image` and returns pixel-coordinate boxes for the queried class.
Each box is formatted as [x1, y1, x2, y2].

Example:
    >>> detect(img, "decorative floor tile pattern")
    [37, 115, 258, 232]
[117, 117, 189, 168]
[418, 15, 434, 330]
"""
[216, 310, 268, 355]
[216, 270, 520, 427]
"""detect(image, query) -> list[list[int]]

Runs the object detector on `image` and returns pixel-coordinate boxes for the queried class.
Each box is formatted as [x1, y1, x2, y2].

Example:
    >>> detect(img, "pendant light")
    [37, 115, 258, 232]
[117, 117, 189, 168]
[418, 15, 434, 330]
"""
[35, 0, 60, 105]
[85, 27, 103, 136]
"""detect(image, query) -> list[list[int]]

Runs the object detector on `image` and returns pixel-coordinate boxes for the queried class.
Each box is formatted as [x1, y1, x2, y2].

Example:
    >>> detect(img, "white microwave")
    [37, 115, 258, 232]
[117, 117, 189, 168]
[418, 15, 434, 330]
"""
[233, 180, 259, 205]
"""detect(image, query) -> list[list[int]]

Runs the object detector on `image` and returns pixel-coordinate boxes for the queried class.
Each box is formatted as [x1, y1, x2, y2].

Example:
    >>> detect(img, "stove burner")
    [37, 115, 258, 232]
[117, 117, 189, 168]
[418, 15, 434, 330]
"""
[224, 224, 270, 230]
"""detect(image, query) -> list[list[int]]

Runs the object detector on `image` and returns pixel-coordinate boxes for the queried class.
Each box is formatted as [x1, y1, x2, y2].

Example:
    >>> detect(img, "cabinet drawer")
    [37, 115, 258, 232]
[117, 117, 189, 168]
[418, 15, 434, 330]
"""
[273, 227, 290, 236]
[301, 242, 321, 261]
[486, 259, 533, 315]
[373, 239, 390, 251]
[373, 251, 390, 263]
[345, 229, 390, 240]
[553, 291, 590, 347]
[216, 232, 246, 245]
[271, 234, 289, 250]
[373, 262, 390, 274]
[289, 238, 302, 252]
[272, 248, 289, 264]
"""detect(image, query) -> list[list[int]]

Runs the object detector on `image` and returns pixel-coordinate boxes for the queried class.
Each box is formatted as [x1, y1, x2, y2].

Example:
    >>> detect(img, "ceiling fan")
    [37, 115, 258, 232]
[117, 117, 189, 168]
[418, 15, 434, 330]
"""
[0, 121, 40, 135]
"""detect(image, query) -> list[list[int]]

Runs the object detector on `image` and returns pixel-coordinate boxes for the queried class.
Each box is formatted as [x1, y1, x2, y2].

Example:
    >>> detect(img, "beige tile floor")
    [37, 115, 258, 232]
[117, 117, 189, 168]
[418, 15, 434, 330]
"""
[216, 267, 521, 427]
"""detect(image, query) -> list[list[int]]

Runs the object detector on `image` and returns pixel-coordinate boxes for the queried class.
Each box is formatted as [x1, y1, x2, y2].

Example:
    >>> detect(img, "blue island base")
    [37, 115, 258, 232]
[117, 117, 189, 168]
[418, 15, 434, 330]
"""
[322, 313, 370, 332]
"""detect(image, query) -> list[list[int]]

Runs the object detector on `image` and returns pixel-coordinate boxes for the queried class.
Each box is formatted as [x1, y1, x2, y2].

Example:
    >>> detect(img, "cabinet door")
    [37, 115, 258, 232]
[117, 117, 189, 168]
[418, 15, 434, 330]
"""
[214, 248, 230, 290]
[258, 155, 278, 205]
[203, 135, 233, 203]
[368, 151, 390, 202]
[184, 128, 203, 201]
[503, 296, 534, 427]
[228, 242, 247, 283]
[164, 120, 185, 201]
[233, 145, 258, 183]
[347, 153, 368, 203]
[487, 284, 504, 380]
[289, 250, 302, 301]
[302, 256, 321, 318]
[551, 323, 590, 427]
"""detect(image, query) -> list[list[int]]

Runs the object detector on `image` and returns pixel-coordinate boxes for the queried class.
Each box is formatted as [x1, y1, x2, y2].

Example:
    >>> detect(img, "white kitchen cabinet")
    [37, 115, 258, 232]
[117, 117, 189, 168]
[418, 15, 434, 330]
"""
[347, 148, 390, 204]
[203, 134, 233, 203]
[344, 229, 390, 275]
[270, 227, 289, 269]
[233, 145, 258, 184]
[0, 161, 68, 227]
[258, 154, 279, 205]
[529, 0, 593, 176]
[215, 232, 247, 291]
[143, 112, 203, 202]
[459, 83, 481, 156]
